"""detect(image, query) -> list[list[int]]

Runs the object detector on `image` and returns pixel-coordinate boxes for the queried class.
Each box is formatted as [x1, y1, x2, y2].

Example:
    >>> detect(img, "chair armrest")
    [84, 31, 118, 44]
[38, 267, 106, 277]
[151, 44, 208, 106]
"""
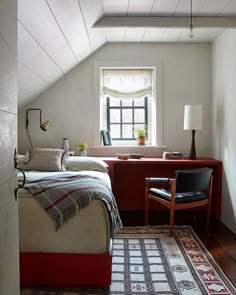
[145, 177, 170, 184]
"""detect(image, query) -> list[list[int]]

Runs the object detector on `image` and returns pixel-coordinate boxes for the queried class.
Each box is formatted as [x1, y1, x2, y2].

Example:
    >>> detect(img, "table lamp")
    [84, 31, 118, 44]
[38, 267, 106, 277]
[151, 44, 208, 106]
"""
[184, 105, 202, 160]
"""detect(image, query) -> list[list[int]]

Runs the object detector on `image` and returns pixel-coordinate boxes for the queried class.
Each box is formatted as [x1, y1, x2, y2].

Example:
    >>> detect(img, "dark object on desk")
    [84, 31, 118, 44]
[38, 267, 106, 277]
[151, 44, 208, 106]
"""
[163, 151, 184, 159]
[100, 130, 112, 146]
[145, 167, 213, 236]
[117, 154, 129, 160]
[129, 154, 144, 159]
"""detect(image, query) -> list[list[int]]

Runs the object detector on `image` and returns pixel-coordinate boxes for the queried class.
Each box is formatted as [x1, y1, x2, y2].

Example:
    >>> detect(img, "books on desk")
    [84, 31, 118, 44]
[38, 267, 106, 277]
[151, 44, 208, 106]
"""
[163, 151, 184, 160]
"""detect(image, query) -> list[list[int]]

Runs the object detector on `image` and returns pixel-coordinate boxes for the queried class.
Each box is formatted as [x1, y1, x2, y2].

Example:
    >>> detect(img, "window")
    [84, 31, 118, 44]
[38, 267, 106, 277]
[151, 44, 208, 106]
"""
[101, 69, 153, 144]
[107, 96, 148, 140]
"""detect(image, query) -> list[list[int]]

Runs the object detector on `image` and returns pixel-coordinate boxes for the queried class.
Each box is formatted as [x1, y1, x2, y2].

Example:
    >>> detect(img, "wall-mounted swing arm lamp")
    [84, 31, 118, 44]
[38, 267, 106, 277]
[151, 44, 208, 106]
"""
[26, 108, 50, 147]
[184, 105, 202, 160]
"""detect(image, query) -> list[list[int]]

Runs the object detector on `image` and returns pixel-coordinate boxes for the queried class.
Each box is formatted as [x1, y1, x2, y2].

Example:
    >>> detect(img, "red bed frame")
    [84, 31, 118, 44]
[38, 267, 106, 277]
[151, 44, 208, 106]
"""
[20, 250, 112, 288]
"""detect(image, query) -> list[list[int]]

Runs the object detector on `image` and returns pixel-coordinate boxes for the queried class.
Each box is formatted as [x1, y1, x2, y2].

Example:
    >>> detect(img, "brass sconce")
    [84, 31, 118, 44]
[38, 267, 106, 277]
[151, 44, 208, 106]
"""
[26, 108, 50, 147]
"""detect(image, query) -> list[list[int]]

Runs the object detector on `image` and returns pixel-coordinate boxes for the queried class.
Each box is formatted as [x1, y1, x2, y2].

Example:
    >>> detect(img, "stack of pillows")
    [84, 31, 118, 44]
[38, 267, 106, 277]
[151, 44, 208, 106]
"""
[19, 148, 108, 173]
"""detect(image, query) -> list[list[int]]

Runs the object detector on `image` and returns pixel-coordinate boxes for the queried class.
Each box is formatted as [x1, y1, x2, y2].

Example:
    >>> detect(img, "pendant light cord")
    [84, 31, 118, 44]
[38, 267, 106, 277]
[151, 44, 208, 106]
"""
[188, 0, 194, 38]
[26, 128, 33, 148]
[190, 0, 193, 29]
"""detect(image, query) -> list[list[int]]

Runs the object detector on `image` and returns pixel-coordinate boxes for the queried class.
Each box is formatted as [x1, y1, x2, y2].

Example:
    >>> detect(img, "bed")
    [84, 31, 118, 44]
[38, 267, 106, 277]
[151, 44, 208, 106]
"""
[17, 148, 122, 288]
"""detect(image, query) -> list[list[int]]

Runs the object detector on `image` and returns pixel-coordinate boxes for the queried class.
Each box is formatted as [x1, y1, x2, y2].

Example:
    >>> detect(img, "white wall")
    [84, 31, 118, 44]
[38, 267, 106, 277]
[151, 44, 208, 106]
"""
[18, 43, 212, 158]
[212, 30, 236, 233]
[0, 0, 19, 294]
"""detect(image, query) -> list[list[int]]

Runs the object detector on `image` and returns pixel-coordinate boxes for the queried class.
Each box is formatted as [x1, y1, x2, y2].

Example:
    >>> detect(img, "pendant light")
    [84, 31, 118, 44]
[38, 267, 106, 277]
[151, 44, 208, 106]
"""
[188, 0, 194, 38]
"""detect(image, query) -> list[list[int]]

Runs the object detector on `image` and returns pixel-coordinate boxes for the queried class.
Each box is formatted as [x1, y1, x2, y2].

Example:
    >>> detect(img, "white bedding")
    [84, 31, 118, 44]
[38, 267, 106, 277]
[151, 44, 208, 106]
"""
[18, 170, 112, 254]
[18, 170, 111, 195]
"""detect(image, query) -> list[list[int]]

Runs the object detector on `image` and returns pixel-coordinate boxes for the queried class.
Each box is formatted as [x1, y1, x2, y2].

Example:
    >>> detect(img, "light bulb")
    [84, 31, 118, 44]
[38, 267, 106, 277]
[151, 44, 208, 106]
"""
[188, 24, 194, 38]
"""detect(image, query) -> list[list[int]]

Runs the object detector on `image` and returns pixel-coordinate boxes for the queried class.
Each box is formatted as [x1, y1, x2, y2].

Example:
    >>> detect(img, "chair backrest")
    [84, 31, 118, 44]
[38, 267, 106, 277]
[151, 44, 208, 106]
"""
[175, 168, 213, 193]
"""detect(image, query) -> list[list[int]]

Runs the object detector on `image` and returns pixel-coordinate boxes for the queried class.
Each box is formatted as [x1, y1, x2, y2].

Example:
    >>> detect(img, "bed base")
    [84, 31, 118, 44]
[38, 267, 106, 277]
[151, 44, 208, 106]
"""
[20, 252, 112, 288]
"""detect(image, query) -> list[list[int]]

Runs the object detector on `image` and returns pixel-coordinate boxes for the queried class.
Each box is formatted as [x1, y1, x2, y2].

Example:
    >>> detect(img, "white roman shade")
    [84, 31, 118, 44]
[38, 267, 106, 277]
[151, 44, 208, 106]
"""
[103, 69, 153, 99]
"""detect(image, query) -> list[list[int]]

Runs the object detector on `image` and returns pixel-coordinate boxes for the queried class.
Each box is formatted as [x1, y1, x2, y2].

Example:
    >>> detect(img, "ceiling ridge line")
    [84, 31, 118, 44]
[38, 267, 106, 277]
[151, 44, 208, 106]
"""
[45, 0, 79, 63]
[177, 30, 185, 42]
[217, 0, 233, 16]
[77, 0, 93, 52]
[17, 19, 65, 75]
[17, 58, 50, 85]
[159, 29, 166, 42]
[141, 29, 146, 42]
[149, 0, 156, 16]
[173, 0, 182, 16]
[0, 109, 17, 116]
[0, 31, 16, 57]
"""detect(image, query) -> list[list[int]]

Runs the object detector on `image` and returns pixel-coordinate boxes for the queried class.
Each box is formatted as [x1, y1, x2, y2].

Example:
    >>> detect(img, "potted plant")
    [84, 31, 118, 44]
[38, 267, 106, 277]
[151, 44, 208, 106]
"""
[74, 141, 89, 156]
[135, 128, 146, 145]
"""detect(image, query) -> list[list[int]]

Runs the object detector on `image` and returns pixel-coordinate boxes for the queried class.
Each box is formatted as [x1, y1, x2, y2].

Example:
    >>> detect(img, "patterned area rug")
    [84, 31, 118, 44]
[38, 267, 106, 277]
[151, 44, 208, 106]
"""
[21, 226, 236, 295]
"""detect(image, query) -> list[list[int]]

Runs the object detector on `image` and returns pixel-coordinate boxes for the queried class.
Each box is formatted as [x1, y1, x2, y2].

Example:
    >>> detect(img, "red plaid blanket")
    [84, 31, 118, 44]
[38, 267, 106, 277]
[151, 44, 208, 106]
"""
[23, 172, 122, 237]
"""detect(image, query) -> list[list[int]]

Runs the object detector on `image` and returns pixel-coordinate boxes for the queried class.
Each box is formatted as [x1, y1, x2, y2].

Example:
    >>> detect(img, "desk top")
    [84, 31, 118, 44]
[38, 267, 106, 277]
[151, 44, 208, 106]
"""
[97, 157, 222, 165]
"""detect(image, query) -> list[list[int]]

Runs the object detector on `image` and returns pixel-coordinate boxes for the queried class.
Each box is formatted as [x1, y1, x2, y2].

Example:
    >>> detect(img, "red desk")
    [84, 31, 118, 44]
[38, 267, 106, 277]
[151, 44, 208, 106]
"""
[100, 157, 222, 219]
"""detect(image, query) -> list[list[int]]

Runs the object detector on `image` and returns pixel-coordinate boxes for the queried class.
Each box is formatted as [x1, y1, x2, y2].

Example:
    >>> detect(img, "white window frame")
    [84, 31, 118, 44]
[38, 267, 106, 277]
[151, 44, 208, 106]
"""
[93, 60, 163, 147]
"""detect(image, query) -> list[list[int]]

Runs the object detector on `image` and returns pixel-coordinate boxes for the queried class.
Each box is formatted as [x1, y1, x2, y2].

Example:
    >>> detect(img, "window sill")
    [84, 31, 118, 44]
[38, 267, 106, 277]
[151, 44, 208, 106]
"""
[88, 145, 167, 158]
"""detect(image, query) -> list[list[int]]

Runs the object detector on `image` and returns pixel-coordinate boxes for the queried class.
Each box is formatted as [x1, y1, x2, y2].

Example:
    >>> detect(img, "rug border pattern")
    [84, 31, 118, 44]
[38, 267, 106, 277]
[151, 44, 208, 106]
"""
[20, 226, 236, 295]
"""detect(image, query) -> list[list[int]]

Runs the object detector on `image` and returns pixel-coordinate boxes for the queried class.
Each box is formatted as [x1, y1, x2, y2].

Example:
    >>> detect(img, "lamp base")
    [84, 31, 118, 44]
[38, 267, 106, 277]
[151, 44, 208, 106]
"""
[189, 130, 196, 160]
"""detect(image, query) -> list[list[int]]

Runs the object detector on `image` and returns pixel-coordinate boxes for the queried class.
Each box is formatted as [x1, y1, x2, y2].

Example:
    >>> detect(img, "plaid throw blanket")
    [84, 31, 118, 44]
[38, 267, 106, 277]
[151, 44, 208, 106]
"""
[23, 172, 122, 237]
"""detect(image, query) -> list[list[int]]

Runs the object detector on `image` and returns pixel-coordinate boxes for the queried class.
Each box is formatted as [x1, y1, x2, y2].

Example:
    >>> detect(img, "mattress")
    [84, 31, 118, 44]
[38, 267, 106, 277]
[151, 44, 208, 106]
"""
[18, 170, 111, 254]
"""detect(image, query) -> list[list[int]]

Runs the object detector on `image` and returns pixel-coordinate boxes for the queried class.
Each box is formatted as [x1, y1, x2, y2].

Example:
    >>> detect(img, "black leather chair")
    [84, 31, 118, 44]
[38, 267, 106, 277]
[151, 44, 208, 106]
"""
[145, 168, 213, 236]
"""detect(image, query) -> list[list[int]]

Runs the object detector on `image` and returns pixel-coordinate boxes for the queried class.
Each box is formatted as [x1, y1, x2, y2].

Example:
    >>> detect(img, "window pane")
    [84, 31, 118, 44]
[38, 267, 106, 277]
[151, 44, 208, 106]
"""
[109, 97, 120, 106]
[110, 109, 120, 123]
[122, 100, 132, 107]
[122, 124, 133, 138]
[110, 124, 120, 138]
[134, 124, 145, 132]
[134, 97, 145, 106]
[122, 109, 132, 123]
[134, 109, 145, 122]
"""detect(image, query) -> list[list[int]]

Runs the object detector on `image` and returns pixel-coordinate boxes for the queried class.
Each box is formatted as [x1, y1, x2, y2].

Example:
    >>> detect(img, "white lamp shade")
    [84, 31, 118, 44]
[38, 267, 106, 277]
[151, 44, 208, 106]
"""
[184, 105, 203, 130]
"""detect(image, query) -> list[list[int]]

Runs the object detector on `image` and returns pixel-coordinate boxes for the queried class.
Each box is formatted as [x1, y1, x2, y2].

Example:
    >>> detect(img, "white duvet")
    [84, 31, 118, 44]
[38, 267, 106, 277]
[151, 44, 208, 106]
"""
[18, 170, 111, 254]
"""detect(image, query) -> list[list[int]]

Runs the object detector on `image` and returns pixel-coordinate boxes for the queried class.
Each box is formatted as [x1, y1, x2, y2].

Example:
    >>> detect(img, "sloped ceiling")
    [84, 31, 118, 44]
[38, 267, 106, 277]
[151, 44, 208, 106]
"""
[17, 0, 236, 108]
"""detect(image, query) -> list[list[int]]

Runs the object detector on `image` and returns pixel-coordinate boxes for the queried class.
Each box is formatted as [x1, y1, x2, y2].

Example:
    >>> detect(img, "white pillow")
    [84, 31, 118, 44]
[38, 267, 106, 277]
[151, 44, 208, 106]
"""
[23, 148, 69, 172]
[17, 151, 30, 167]
[66, 156, 108, 173]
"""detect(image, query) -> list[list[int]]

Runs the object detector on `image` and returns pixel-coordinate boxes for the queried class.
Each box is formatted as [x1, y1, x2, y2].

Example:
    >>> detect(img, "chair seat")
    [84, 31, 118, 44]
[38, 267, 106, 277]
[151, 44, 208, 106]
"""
[149, 188, 208, 203]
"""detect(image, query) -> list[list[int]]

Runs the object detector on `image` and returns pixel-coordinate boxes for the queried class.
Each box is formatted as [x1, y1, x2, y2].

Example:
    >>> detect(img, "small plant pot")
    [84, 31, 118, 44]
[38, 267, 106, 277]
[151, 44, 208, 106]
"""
[137, 137, 146, 146]
[77, 150, 87, 156]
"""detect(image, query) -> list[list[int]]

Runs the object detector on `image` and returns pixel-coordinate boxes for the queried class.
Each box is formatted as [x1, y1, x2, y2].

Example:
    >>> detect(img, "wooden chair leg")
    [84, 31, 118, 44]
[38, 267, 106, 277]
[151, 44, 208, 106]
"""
[145, 196, 149, 226]
[207, 176, 213, 235]
[169, 179, 176, 237]
[169, 207, 175, 237]
[206, 204, 211, 234]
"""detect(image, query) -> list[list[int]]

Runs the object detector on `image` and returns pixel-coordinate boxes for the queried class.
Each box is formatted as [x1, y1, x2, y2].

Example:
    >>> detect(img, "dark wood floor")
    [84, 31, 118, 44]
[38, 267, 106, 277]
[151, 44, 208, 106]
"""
[119, 210, 236, 287]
